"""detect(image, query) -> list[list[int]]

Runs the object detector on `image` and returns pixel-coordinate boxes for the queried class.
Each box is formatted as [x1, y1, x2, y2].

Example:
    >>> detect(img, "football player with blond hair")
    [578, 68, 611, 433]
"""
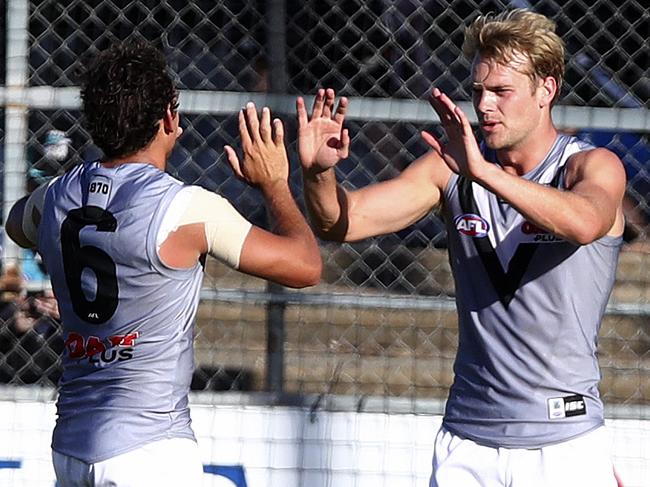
[298, 9, 625, 487]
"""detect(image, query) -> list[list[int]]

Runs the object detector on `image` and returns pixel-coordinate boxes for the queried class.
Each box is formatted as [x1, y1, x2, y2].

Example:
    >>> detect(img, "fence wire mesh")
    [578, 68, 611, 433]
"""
[0, 1, 649, 409]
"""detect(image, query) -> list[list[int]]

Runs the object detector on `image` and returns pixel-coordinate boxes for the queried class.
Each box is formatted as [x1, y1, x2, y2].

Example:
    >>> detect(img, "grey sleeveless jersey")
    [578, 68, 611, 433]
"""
[441, 135, 621, 448]
[38, 162, 204, 463]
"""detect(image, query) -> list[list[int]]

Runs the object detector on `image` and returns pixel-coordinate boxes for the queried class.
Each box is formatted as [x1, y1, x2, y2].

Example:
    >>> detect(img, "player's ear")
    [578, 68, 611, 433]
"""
[538, 76, 556, 108]
[162, 107, 176, 135]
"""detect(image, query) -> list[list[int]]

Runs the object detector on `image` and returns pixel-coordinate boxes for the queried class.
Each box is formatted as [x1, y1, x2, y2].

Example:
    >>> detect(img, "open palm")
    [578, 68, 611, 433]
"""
[297, 88, 350, 173]
[422, 88, 486, 179]
[224, 102, 289, 188]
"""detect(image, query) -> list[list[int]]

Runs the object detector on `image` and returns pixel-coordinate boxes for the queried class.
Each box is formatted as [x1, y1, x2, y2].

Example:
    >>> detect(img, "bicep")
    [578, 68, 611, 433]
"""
[237, 224, 320, 287]
[567, 149, 626, 217]
[566, 149, 626, 235]
[238, 226, 301, 278]
[345, 151, 451, 241]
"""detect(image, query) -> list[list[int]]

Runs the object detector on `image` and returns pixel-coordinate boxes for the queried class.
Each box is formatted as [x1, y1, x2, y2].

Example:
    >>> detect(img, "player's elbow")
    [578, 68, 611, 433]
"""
[303, 253, 323, 286]
[283, 253, 322, 288]
[568, 233, 595, 246]
[568, 218, 609, 246]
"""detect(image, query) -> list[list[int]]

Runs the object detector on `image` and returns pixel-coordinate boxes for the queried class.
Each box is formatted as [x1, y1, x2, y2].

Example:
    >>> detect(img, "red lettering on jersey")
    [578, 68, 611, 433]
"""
[86, 336, 106, 357]
[64, 332, 85, 359]
[521, 221, 548, 235]
[108, 332, 140, 347]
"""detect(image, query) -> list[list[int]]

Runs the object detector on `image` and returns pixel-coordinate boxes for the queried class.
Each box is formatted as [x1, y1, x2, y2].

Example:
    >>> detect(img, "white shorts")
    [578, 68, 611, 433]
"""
[52, 437, 203, 487]
[430, 425, 618, 487]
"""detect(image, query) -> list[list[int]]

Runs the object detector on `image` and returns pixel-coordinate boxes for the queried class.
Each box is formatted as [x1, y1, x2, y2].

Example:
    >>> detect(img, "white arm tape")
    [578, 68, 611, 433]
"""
[159, 186, 252, 269]
[22, 181, 54, 246]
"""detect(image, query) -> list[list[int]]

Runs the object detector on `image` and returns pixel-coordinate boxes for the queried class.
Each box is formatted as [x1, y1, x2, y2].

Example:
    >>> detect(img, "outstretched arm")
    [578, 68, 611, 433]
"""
[298, 88, 350, 240]
[224, 103, 322, 287]
[299, 89, 451, 242]
[424, 88, 626, 244]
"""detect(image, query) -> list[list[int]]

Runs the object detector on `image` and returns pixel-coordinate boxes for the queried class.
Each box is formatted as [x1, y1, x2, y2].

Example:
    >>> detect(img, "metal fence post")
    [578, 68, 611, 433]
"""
[2, 0, 29, 268]
[265, 0, 289, 395]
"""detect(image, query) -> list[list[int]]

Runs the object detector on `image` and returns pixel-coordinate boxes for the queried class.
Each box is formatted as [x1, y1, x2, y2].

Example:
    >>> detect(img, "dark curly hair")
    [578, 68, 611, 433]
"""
[79, 41, 178, 159]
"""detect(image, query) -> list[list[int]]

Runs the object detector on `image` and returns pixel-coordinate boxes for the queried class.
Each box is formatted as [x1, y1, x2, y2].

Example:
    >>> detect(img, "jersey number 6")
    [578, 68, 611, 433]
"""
[61, 207, 119, 324]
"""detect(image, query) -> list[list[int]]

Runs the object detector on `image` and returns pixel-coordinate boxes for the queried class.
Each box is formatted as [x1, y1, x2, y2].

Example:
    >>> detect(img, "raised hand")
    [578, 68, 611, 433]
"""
[422, 88, 488, 180]
[297, 88, 350, 174]
[224, 102, 289, 189]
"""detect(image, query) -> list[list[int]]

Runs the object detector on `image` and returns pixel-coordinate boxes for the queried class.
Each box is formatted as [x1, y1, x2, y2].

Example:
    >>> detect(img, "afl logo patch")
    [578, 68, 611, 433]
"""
[455, 213, 489, 238]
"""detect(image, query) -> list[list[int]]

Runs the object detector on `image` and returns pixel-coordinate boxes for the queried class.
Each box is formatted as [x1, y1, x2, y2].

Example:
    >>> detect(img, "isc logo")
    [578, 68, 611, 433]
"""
[454, 213, 490, 238]
[547, 394, 587, 419]
[566, 399, 584, 411]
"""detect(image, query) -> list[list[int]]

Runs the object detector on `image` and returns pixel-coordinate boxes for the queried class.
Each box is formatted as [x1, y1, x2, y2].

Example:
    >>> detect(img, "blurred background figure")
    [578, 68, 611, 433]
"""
[27, 128, 71, 193]
[0, 264, 63, 386]
[22, 129, 72, 283]
[0, 264, 24, 324]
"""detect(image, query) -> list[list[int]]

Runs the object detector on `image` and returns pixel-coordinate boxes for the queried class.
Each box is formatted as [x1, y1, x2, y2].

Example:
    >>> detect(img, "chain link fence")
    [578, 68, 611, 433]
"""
[0, 1, 649, 409]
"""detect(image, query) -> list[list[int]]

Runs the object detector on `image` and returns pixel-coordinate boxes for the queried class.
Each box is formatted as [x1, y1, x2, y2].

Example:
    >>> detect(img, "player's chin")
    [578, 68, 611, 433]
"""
[481, 132, 513, 151]
[481, 134, 501, 150]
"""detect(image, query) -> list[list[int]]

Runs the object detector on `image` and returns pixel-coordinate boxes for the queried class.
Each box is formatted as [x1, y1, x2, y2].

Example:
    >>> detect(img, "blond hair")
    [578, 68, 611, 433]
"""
[463, 9, 565, 103]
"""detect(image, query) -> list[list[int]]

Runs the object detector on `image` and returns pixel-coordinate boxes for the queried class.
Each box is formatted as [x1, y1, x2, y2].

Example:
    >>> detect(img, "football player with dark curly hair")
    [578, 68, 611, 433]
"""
[6, 40, 321, 487]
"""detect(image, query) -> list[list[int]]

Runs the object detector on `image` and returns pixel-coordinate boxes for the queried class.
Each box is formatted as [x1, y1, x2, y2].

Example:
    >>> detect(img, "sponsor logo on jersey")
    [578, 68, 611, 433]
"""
[547, 394, 587, 419]
[455, 213, 490, 238]
[64, 331, 139, 366]
[521, 221, 563, 243]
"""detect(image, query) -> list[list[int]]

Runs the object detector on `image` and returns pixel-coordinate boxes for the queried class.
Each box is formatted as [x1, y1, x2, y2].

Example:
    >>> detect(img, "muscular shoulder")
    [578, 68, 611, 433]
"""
[564, 147, 626, 190]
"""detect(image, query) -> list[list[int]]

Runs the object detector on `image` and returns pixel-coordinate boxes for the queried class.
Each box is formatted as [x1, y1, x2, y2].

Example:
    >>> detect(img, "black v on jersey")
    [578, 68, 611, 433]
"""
[456, 162, 564, 307]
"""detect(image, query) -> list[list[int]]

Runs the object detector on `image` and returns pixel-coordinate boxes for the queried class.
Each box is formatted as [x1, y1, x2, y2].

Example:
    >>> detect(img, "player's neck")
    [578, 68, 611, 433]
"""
[496, 123, 558, 176]
[102, 145, 167, 171]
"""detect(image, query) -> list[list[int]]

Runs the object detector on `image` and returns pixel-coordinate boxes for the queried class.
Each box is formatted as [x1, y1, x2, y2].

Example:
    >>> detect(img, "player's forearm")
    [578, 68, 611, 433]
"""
[476, 164, 612, 245]
[260, 179, 322, 282]
[301, 168, 350, 241]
